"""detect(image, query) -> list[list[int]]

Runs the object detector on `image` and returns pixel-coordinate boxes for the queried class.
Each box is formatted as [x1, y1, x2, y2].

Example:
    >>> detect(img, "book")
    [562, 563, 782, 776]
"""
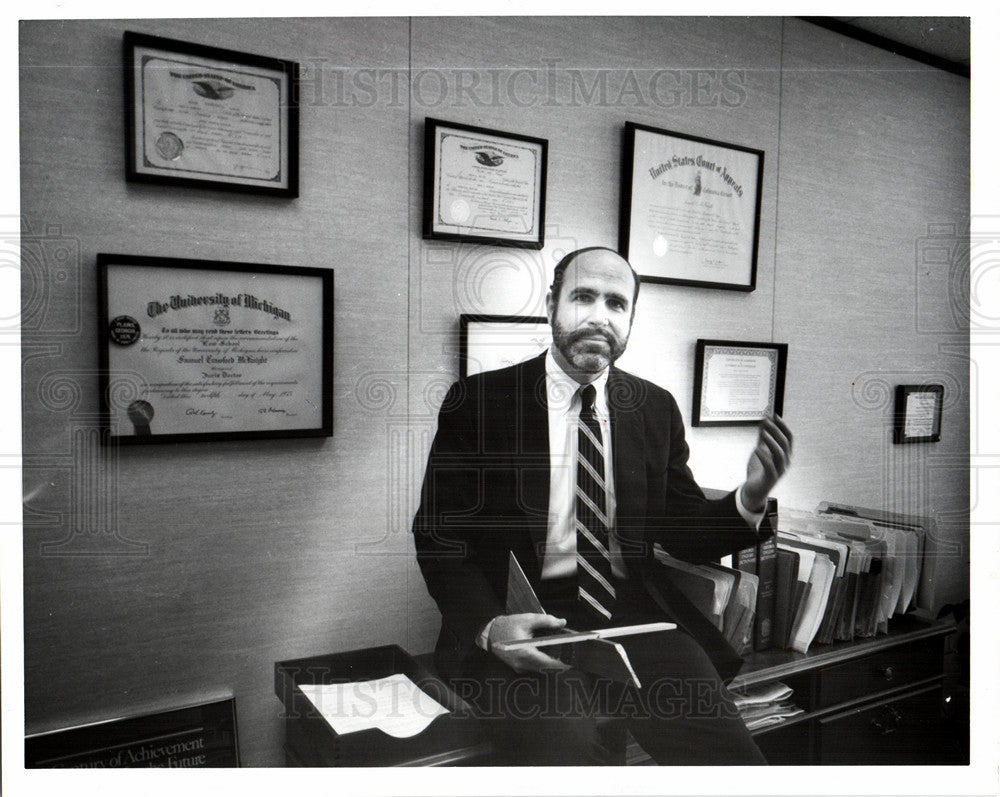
[773, 548, 799, 649]
[735, 498, 778, 650]
[501, 552, 676, 689]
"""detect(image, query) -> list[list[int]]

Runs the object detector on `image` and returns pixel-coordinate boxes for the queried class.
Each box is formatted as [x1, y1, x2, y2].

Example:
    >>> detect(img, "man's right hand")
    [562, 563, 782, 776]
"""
[487, 613, 571, 673]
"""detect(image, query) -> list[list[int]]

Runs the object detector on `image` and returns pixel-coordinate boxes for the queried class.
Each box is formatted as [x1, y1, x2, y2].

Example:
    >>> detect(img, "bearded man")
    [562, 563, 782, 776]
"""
[413, 247, 792, 765]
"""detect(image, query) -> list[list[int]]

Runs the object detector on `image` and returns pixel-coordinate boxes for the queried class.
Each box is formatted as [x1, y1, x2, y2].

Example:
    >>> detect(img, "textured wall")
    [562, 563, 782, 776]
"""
[20, 17, 969, 766]
[20, 17, 413, 766]
[772, 19, 969, 606]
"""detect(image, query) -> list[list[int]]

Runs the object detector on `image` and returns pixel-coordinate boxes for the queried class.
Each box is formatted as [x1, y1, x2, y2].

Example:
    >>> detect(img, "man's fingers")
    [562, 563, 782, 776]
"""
[772, 413, 793, 444]
[759, 428, 790, 470]
[528, 614, 568, 633]
[761, 415, 793, 458]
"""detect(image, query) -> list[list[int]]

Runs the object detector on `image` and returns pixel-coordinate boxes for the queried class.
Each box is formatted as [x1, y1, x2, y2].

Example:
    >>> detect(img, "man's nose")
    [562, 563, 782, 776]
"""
[583, 308, 610, 327]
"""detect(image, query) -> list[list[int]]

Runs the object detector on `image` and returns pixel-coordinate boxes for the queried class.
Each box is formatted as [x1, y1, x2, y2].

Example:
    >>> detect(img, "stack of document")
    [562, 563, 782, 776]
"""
[658, 502, 926, 656]
[731, 681, 804, 731]
[777, 507, 924, 646]
[298, 674, 450, 738]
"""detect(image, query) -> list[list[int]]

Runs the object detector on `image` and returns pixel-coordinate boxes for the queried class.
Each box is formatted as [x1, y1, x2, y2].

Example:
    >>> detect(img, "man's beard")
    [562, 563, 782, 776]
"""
[551, 320, 628, 373]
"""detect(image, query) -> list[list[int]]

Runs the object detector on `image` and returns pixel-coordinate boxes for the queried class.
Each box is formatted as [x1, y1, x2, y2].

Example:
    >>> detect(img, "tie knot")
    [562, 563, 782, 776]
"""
[580, 384, 597, 412]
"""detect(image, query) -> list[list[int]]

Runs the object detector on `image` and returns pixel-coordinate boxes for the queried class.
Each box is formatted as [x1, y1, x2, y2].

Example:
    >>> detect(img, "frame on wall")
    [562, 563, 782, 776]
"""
[98, 254, 332, 443]
[894, 384, 944, 443]
[692, 339, 787, 427]
[459, 315, 550, 378]
[124, 31, 299, 196]
[424, 118, 547, 249]
[619, 121, 764, 291]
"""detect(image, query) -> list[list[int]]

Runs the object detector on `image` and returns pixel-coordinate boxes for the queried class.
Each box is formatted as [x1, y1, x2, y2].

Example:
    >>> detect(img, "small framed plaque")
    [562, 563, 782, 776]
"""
[894, 384, 944, 443]
[424, 118, 547, 249]
[25, 697, 238, 768]
[692, 339, 787, 426]
[124, 31, 299, 196]
[620, 122, 764, 290]
[98, 254, 333, 443]
[460, 315, 550, 377]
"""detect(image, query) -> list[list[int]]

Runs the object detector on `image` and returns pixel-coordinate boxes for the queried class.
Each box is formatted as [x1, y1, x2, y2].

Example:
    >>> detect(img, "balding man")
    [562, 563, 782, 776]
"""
[413, 247, 792, 765]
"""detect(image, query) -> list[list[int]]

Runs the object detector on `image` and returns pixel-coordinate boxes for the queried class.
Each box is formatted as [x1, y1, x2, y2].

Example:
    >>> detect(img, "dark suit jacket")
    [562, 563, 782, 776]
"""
[412, 353, 767, 682]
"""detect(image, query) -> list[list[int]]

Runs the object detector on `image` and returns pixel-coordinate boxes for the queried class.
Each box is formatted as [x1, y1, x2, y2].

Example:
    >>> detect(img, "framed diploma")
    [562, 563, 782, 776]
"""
[460, 315, 550, 377]
[424, 118, 547, 249]
[124, 31, 299, 196]
[692, 339, 787, 427]
[894, 384, 944, 443]
[619, 122, 764, 291]
[98, 254, 333, 443]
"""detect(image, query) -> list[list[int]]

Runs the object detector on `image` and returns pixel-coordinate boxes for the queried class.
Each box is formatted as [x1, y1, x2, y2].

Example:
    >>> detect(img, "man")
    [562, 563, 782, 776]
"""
[413, 247, 792, 764]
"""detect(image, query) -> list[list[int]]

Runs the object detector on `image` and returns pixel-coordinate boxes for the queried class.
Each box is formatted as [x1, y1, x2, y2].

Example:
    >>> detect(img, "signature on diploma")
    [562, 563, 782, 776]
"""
[258, 406, 294, 415]
[186, 408, 217, 419]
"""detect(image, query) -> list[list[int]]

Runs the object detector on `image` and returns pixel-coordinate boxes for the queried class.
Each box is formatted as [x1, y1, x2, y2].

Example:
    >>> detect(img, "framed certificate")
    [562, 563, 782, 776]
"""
[124, 31, 299, 196]
[620, 122, 764, 290]
[692, 339, 787, 426]
[98, 254, 332, 443]
[460, 315, 550, 377]
[894, 384, 944, 443]
[424, 119, 547, 249]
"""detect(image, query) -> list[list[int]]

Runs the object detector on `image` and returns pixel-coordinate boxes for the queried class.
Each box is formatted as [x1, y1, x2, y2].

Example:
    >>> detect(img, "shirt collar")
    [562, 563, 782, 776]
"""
[545, 349, 611, 416]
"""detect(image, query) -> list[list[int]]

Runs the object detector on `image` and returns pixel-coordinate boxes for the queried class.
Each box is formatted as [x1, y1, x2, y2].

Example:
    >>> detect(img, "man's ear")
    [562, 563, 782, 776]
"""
[545, 291, 555, 323]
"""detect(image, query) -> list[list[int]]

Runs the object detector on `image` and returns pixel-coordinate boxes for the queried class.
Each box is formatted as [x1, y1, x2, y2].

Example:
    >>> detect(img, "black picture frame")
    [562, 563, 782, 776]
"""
[692, 339, 787, 427]
[894, 384, 944, 443]
[619, 122, 764, 291]
[424, 118, 547, 249]
[98, 254, 333, 444]
[124, 31, 299, 197]
[459, 314, 550, 378]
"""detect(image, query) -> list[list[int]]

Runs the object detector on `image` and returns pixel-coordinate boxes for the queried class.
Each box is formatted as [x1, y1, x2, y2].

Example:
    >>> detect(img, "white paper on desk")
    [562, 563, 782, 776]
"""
[298, 674, 450, 738]
[732, 681, 794, 708]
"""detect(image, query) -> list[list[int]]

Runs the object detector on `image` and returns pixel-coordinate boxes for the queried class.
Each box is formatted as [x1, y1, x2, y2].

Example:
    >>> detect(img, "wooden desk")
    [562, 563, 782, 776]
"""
[277, 617, 958, 767]
[731, 614, 958, 765]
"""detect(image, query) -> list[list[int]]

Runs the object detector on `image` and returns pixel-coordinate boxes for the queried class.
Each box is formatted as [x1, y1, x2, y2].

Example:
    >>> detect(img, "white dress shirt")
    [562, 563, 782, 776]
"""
[541, 350, 626, 580]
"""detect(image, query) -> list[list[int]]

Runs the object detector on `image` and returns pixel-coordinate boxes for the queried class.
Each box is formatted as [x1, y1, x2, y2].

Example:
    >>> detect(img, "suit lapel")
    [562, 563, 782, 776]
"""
[514, 355, 550, 571]
[608, 368, 648, 558]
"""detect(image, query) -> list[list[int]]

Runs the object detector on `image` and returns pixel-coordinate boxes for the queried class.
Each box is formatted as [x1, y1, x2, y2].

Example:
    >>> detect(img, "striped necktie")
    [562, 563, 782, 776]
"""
[575, 383, 616, 625]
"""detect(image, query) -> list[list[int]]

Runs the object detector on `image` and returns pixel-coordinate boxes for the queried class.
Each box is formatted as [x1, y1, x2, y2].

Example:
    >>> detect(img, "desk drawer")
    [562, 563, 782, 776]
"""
[817, 684, 946, 765]
[814, 636, 943, 708]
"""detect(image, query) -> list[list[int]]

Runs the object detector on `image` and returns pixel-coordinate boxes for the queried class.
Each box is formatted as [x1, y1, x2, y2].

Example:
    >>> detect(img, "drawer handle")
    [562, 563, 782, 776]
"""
[870, 706, 902, 736]
[881, 666, 894, 682]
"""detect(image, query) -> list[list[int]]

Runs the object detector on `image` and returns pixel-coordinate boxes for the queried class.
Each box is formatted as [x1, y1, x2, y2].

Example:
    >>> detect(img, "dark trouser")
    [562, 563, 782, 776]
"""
[451, 577, 767, 766]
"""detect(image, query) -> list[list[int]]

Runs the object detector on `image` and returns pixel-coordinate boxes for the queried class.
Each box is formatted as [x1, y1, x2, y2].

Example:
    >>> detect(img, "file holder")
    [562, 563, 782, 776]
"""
[274, 644, 487, 766]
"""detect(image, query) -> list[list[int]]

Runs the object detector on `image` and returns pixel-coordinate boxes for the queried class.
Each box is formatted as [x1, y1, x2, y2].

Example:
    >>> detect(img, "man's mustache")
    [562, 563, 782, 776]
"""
[567, 327, 618, 346]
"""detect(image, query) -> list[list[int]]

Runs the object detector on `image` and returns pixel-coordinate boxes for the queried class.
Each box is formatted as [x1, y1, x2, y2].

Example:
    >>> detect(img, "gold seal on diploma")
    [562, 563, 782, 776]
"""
[155, 132, 184, 161]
